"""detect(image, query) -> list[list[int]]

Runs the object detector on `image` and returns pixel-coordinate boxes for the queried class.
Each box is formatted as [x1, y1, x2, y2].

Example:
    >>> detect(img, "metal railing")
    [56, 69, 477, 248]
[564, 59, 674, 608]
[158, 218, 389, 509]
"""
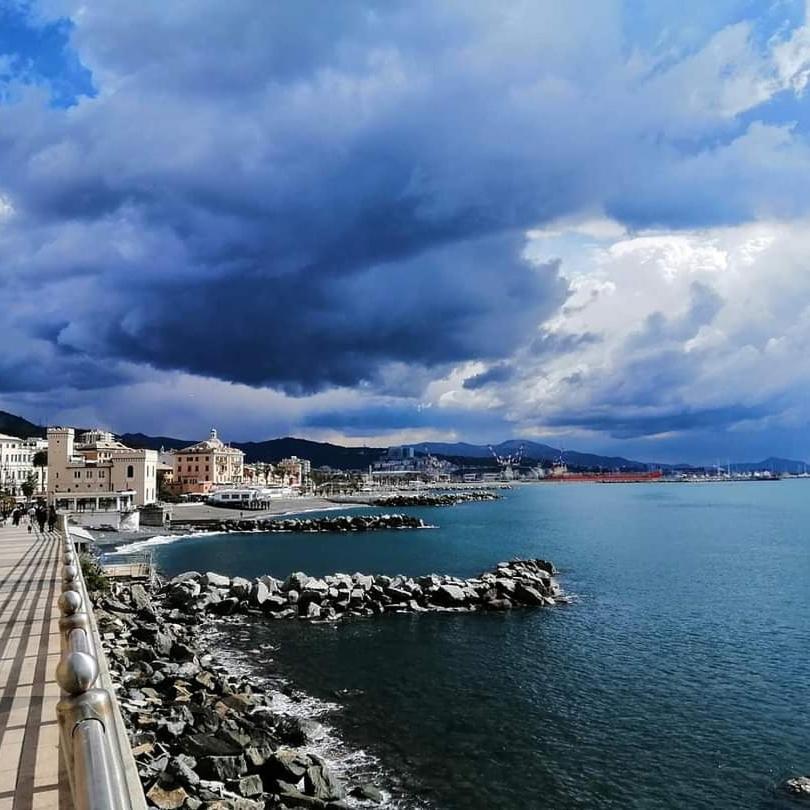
[55, 518, 141, 810]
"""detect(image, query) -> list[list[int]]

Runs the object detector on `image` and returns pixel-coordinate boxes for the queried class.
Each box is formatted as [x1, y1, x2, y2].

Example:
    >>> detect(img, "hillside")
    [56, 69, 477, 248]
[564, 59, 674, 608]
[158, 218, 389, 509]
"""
[0, 410, 45, 439]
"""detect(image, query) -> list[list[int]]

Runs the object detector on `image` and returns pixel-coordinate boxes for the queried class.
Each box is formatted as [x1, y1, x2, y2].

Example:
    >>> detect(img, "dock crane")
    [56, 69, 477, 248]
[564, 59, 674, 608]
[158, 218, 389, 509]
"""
[488, 444, 524, 480]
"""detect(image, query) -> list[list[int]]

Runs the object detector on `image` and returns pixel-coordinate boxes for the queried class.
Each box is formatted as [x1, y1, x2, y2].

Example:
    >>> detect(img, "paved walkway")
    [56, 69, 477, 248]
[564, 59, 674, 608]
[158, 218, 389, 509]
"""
[0, 523, 72, 810]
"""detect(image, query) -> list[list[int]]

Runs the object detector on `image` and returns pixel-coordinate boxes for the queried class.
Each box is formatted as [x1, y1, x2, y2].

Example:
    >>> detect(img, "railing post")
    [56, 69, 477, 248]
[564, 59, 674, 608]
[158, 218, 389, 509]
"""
[56, 519, 135, 810]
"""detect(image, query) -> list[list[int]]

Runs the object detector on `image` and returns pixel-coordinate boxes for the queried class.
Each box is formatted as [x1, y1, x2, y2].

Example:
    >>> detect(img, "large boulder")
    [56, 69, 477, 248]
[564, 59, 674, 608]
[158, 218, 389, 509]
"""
[251, 580, 270, 606]
[283, 572, 310, 592]
[202, 572, 231, 589]
[305, 764, 345, 801]
[431, 584, 468, 607]
[230, 577, 252, 600]
[514, 583, 545, 605]
[785, 776, 810, 797]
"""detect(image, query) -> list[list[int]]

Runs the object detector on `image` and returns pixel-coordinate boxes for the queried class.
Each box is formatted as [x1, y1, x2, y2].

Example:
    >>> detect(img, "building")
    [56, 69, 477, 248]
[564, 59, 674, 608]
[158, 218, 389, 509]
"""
[0, 434, 48, 496]
[275, 456, 311, 492]
[170, 428, 244, 494]
[47, 427, 158, 508]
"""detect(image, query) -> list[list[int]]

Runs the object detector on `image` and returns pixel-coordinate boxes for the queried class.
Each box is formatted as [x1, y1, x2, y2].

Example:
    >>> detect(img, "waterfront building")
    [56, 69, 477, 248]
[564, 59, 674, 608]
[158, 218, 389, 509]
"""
[170, 428, 244, 494]
[0, 434, 48, 496]
[275, 455, 311, 492]
[47, 427, 158, 508]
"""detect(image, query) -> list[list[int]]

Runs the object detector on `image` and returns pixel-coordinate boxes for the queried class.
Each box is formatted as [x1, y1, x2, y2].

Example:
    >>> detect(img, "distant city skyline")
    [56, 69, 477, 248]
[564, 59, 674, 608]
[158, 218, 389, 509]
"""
[2, 2, 810, 464]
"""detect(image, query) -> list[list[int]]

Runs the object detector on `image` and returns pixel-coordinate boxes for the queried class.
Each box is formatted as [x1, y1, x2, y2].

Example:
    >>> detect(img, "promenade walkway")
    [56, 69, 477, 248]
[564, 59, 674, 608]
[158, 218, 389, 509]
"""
[0, 523, 72, 810]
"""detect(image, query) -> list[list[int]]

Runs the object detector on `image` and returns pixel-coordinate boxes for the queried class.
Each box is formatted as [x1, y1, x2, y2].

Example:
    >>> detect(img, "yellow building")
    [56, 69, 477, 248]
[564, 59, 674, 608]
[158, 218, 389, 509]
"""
[171, 429, 244, 494]
[47, 427, 158, 507]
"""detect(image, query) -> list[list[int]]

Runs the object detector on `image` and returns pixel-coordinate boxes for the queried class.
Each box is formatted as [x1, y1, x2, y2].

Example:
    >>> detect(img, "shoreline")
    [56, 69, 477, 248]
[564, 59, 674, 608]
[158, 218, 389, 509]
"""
[96, 559, 563, 808]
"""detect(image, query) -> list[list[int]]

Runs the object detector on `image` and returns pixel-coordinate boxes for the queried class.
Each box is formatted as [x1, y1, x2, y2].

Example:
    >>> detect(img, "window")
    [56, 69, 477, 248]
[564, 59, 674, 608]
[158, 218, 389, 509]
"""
[99, 470, 106, 478]
[74, 471, 81, 479]
[127, 465, 134, 478]
[86, 470, 93, 478]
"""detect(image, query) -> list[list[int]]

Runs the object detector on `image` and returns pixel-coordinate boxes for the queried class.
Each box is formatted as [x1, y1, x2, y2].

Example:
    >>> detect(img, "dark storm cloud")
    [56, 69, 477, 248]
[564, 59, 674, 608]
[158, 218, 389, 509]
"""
[0, 0, 808, 451]
[102, 235, 567, 393]
[463, 363, 515, 390]
[545, 402, 771, 439]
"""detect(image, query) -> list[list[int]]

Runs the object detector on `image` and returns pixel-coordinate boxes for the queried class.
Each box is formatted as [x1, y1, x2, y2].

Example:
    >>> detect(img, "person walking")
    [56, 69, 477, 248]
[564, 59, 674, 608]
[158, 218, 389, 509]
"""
[48, 505, 57, 532]
[36, 506, 46, 533]
[12, 507, 21, 527]
[27, 504, 35, 533]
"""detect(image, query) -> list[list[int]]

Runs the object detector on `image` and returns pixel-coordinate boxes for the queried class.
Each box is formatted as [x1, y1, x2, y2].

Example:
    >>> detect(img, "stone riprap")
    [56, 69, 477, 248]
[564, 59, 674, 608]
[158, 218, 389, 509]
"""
[96, 583, 371, 810]
[161, 559, 563, 622]
[370, 491, 500, 507]
[176, 513, 428, 534]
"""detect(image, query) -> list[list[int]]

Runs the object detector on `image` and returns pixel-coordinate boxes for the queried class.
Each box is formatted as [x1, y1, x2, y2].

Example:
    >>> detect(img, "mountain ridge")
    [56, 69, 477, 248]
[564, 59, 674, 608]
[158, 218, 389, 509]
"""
[1, 410, 806, 472]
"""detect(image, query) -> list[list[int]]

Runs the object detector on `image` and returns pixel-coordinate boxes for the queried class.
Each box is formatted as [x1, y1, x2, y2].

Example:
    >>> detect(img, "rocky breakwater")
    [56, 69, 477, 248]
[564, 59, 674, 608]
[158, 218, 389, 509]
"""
[370, 491, 500, 507]
[94, 583, 380, 810]
[189, 514, 427, 534]
[162, 558, 564, 622]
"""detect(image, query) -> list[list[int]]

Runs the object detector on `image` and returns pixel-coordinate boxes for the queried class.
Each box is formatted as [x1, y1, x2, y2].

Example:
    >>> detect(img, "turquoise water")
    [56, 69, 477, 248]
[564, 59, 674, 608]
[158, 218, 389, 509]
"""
[147, 483, 810, 808]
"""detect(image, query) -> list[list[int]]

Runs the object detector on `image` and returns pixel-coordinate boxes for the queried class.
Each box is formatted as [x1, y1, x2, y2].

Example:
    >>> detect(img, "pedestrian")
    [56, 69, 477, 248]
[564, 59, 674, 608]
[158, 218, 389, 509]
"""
[27, 504, 35, 534]
[12, 507, 20, 527]
[48, 505, 57, 532]
[36, 507, 46, 533]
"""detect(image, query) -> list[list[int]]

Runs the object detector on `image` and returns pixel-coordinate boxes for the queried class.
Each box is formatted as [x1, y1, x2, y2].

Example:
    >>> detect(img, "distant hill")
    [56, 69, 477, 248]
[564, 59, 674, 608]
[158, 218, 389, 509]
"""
[413, 439, 653, 471]
[1, 409, 807, 472]
[730, 457, 808, 474]
[121, 432, 387, 469]
[0, 410, 45, 439]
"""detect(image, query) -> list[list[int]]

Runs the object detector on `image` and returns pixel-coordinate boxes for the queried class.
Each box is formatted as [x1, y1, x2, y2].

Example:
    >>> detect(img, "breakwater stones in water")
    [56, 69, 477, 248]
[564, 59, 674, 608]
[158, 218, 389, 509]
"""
[96, 583, 377, 809]
[182, 514, 428, 534]
[370, 491, 500, 507]
[162, 558, 564, 622]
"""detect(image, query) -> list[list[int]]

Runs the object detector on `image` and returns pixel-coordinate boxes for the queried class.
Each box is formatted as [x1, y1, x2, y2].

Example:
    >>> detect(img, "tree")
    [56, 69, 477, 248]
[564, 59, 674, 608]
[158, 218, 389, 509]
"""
[33, 450, 47, 468]
[21, 473, 37, 499]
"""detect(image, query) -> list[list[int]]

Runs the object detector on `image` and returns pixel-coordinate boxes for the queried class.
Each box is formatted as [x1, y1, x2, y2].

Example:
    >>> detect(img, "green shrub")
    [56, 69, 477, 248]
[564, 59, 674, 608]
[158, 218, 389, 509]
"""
[79, 553, 110, 594]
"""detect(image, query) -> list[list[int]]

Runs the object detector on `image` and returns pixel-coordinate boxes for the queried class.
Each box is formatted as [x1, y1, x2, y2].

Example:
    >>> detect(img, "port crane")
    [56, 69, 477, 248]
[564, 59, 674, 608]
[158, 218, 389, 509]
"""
[488, 444, 524, 480]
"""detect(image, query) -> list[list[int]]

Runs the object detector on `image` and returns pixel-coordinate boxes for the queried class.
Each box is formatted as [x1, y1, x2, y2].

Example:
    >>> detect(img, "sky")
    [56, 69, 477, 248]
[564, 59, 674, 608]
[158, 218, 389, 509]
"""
[1, 0, 810, 463]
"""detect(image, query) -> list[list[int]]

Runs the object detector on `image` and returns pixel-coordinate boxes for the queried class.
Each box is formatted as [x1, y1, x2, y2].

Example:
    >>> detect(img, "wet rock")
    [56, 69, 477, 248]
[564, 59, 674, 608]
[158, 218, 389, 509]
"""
[785, 776, 810, 797]
[350, 784, 383, 803]
[514, 583, 545, 605]
[305, 764, 345, 801]
[263, 750, 311, 782]
[231, 577, 252, 599]
[432, 584, 468, 606]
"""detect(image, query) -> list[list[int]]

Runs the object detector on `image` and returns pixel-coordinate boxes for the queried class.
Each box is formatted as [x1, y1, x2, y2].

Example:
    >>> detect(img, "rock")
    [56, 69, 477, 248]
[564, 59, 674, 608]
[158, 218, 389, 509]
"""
[432, 584, 467, 606]
[350, 784, 383, 803]
[130, 584, 155, 614]
[235, 774, 263, 796]
[202, 572, 231, 589]
[785, 776, 810, 797]
[283, 572, 310, 592]
[208, 597, 240, 616]
[305, 764, 345, 801]
[146, 784, 188, 809]
[303, 602, 321, 620]
[199, 754, 247, 781]
[263, 750, 311, 782]
[171, 642, 196, 662]
[170, 755, 201, 788]
[483, 597, 513, 611]
[514, 583, 545, 605]
[251, 580, 270, 606]
[276, 787, 326, 809]
[185, 734, 242, 758]
[231, 577, 252, 599]
[261, 594, 288, 612]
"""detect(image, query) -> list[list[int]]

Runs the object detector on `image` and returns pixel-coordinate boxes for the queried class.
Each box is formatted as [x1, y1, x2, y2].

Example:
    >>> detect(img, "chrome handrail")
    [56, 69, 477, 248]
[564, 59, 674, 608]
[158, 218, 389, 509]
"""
[55, 517, 139, 810]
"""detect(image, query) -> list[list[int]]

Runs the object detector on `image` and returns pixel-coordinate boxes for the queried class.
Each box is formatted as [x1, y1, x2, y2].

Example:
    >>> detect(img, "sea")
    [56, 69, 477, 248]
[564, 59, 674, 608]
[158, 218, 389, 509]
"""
[117, 482, 810, 809]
